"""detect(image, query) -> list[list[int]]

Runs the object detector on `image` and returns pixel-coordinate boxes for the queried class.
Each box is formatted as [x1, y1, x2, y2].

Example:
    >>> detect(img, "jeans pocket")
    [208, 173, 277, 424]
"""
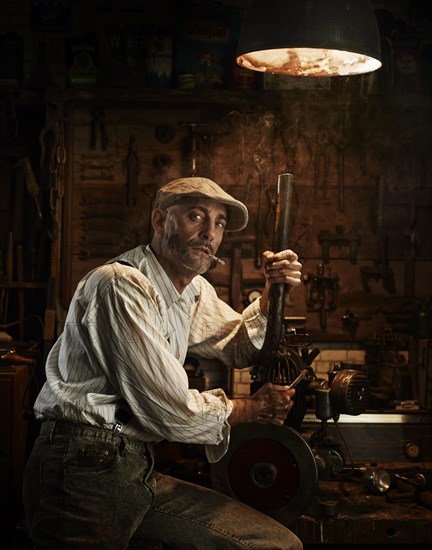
[63, 436, 118, 471]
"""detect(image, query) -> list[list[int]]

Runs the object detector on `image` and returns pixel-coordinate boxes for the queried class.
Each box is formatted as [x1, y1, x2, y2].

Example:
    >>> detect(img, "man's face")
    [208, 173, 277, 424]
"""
[162, 199, 227, 275]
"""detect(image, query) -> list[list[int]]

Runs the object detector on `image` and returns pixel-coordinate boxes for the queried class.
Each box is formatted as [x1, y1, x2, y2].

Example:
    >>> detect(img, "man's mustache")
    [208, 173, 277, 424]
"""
[188, 241, 215, 255]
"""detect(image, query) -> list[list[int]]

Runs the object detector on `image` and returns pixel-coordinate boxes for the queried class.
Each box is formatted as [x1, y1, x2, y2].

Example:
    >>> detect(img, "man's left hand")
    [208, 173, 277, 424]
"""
[259, 249, 302, 316]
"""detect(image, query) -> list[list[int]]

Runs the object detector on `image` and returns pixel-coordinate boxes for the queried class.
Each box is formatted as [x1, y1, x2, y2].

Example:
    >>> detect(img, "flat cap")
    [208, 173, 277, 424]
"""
[153, 177, 248, 232]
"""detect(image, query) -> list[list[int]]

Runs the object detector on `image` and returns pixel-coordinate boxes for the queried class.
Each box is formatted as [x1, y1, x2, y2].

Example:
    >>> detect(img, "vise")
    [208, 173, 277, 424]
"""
[319, 226, 361, 264]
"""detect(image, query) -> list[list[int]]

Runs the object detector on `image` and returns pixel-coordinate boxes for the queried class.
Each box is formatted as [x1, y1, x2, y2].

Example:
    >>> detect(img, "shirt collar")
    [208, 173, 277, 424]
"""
[110, 245, 199, 309]
[145, 245, 198, 309]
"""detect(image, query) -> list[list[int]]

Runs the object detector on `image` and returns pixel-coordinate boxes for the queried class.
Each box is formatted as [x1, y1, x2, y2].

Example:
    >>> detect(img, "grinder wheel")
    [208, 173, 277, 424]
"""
[211, 423, 318, 525]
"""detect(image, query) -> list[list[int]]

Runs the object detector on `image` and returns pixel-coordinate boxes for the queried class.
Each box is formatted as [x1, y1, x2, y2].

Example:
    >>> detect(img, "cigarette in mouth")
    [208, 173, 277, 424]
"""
[207, 253, 225, 266]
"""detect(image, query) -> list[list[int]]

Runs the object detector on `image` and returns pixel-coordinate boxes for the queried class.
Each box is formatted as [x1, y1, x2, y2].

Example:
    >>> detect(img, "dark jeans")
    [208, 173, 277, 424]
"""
[23, 419, 302, 550]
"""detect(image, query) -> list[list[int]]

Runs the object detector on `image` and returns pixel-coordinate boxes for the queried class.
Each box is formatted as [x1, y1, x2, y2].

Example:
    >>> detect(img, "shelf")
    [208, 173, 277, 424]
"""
[0, 282, 47, 289]
[59, 85, 432, 109]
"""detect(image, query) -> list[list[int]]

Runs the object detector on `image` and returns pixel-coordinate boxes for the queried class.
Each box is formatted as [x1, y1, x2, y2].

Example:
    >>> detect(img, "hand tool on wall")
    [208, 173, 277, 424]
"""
[333, 104, 351, 213]
[222, 234, 256, 311]
[341, 309, 359, 337]
[360, 176, 395, 293]
[337, 138, 346, 213]
[124, 135, 139, 206]
[180, 122, 203, 176]
[313, 124, 330, 200]
[39, 86, 66, 171]
[90, 108, 108, 150]
[253, 154, 265, 269]
[360, 234, 395, 293]
[15, 157, 42, 219]
[403, 200, 420, 297]
[319, 226, 361, 264]
[38, 85, 66, 241]
[181, 121, 227, 179]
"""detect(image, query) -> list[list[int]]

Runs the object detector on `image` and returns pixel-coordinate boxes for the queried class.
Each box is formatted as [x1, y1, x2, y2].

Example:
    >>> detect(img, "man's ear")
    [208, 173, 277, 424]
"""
[151, 208, 166, 234]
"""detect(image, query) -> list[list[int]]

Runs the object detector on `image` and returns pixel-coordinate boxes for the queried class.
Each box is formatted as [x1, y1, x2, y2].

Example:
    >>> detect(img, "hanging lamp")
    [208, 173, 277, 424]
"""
[237, 0, 382, 77]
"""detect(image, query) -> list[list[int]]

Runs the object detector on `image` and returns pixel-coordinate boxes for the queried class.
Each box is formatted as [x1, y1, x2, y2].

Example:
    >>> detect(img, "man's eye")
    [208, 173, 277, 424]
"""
[217, 220, 227, 229]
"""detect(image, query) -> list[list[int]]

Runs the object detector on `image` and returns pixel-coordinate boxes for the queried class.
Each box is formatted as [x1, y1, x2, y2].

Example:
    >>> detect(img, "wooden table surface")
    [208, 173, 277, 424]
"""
[289, 480, 432, 545]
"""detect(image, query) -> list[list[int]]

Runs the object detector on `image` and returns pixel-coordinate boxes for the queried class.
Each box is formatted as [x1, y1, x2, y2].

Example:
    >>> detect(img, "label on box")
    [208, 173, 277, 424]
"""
[175, 6, 240, 90]
[145, 35, 173, 89]
[393, 42, 422, 94]
[66, 38, 98, 86]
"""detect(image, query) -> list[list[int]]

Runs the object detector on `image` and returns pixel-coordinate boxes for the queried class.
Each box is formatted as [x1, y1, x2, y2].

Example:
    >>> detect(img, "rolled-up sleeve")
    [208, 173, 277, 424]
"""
[188, 277, 267, 367]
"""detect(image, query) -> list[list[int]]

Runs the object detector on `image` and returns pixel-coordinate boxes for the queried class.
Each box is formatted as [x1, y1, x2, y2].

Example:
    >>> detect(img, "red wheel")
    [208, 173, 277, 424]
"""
[211, 423, 318, 524]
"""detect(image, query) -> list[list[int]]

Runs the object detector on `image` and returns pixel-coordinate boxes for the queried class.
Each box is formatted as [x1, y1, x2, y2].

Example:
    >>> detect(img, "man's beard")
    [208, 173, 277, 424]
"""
[165, 215, 213, 275]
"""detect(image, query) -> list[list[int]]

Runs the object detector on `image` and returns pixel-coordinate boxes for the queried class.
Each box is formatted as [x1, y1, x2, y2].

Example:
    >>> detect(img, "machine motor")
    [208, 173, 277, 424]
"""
[211, 336, 370, 524]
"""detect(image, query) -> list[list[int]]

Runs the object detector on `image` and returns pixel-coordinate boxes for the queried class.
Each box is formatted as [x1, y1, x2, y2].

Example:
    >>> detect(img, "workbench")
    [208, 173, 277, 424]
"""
[290, 480, 432, 545]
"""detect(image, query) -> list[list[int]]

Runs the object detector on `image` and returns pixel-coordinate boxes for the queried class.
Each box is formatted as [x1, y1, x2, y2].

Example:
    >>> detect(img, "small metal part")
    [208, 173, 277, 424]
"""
[329, 369, 370, 415]
[289, 368, 310, 389]
[404, 441, 421, 460]
[112, 423, 123, 435]
[362, 468, 391, 494]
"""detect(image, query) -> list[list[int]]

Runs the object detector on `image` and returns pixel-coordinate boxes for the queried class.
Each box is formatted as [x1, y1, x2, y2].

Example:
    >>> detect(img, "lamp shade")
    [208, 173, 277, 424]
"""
[237, 0, 382, 76]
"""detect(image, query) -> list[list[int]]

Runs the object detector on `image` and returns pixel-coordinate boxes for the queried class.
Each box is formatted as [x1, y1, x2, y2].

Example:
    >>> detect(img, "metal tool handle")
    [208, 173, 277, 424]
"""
[256, 173, 294, 368]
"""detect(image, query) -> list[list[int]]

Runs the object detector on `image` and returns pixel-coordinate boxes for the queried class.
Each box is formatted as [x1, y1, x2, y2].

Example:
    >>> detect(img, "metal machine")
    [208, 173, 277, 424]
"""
[211, 174, 370, 523]
[211, 334, 370, 523]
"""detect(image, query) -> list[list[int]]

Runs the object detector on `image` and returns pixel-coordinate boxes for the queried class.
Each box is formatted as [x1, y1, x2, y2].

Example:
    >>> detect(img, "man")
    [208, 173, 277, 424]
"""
[23, 177, 304, 550]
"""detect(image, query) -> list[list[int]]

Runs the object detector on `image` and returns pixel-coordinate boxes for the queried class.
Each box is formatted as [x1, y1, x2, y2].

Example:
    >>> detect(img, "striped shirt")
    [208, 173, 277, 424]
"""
[34, 245, 267, 462]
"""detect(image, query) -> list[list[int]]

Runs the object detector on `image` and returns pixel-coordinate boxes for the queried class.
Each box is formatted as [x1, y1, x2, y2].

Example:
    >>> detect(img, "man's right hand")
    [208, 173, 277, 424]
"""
[229, 382, 295, 427]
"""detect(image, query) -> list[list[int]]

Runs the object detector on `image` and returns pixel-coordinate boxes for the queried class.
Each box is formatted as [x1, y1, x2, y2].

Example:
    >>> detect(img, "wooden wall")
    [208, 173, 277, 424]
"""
[60, 83, 432, 344]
